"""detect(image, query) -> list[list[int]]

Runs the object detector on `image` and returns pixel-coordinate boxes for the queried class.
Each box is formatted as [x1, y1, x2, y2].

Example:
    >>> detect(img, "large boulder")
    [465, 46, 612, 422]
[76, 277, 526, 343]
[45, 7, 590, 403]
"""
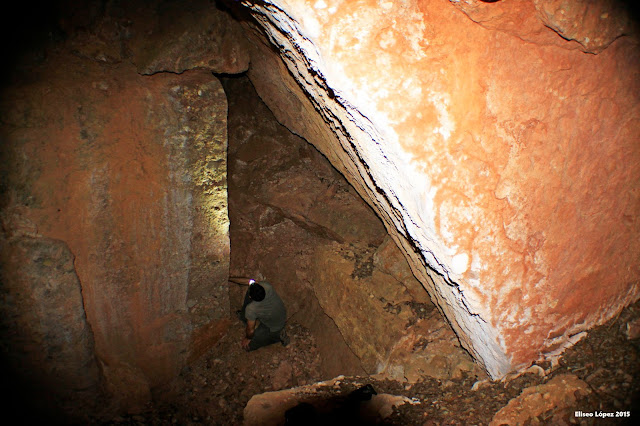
[235, 0, 640, 378]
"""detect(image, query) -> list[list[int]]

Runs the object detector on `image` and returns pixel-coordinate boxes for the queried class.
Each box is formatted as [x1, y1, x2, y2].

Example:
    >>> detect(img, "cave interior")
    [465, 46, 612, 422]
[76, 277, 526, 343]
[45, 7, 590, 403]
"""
[1, 0, 639, 424]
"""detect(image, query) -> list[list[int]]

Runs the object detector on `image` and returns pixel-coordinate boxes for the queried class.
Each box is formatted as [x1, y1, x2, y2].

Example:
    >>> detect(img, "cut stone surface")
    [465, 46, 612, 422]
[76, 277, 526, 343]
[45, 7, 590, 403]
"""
[1, 51, 231, 414]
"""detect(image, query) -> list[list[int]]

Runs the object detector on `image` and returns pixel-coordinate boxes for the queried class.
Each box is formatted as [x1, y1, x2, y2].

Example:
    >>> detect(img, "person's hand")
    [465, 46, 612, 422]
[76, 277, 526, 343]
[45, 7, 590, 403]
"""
[242, 338, 251, 351]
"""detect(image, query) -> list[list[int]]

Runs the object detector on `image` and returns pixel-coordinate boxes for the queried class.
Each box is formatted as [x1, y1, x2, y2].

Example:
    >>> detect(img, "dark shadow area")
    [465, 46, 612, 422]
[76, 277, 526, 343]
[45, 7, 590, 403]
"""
[0, 0, 68, 87]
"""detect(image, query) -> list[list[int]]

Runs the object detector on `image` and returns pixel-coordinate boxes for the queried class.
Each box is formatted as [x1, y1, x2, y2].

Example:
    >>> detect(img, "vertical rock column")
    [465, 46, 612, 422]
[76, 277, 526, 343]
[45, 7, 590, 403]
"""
[0, 54, 230, 413]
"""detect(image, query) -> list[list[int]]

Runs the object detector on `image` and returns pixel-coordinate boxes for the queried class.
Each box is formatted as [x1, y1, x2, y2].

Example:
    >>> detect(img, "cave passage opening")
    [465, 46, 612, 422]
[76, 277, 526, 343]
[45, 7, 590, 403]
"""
[220, 71, 387, 379]
[215, 69, 482, 386]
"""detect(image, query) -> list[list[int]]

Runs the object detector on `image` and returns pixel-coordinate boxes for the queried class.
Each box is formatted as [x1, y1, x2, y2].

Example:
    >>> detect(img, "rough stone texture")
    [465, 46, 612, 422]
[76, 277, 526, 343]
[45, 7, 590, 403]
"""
[310, 243, 410, 373]
[0, 47, 230, 413]
[489, 374, 590, 425]
[384, 307, 480, 382]
[52, 0, 250, 75]
[450, 0, 636, 54]
[450, 0, 581, 50]
[235, 0, 640, 378]
[127, 0, 250, 75]
[310, 242, 481, 379]
[224, 75, 481, 381]
[243, 376, 418, 426]
[0, 234, 99, 420]
[626, 316, 640, 340]
[533, 0, 635, 53]
[2, 2, 639, 416]
[224, 75, 369, 378]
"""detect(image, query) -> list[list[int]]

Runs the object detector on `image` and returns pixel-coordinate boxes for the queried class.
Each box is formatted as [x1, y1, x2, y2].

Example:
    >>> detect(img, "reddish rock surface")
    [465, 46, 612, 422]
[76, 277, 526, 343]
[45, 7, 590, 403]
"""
[1, 49, 230, 414]
[450, 0, 636, 53]
[239, 0, 640, 378]
[533, 0, 635, 53]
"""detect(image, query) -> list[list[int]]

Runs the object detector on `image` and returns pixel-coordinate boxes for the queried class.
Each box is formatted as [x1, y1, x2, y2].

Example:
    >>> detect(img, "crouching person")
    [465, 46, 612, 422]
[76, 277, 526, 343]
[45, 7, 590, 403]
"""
[229, 277, 289, 351]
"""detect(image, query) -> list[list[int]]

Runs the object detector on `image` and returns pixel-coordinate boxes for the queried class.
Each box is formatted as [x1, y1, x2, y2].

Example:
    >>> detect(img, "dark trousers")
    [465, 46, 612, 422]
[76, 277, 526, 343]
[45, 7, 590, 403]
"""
[240, 290, 283, 351]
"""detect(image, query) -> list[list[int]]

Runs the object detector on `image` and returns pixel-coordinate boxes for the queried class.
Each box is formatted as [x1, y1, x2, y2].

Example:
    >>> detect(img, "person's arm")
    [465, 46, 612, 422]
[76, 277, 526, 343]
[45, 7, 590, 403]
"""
[246, 320, 257, 339]
[228, 277, 256, 286]
[242, 319, 258, 350]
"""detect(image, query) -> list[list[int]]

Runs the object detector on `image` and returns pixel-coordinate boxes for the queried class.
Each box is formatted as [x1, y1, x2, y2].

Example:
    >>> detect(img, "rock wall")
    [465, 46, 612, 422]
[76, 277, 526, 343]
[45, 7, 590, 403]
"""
[0, 0, 242, 415]
[234, 0, 640, 378]
[0, 236, 98, 420]
[224, 75, 481, 381]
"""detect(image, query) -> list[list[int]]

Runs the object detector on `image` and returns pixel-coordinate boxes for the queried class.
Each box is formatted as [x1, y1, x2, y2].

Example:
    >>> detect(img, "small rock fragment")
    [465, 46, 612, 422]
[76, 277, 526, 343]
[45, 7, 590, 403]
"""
[625, 317, 640, 340]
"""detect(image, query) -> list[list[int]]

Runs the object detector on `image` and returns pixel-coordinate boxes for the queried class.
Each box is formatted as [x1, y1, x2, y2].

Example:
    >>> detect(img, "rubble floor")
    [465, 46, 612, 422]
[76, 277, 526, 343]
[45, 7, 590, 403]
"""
[93, 300, 640, 425]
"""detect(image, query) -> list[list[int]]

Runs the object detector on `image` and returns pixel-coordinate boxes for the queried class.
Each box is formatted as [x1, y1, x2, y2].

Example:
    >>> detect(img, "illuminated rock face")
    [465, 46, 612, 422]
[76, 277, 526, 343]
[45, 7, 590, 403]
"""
[238, 0, 640, 378]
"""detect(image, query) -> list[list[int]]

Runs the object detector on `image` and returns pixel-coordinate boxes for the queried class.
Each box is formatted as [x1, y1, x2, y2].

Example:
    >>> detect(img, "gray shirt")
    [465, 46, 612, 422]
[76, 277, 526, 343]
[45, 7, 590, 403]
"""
[245, 281, 286, 332]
